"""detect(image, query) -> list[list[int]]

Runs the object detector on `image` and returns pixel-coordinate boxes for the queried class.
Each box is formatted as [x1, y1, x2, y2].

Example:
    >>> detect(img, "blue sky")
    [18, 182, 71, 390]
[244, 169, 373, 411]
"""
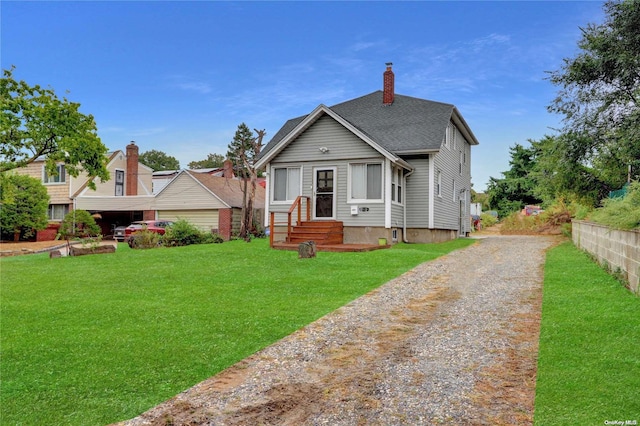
[2, 1, 605, 191]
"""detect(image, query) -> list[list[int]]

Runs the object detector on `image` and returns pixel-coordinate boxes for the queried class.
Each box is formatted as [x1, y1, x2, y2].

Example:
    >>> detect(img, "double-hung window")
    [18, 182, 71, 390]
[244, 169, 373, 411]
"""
[48, 204, 68, 221]
[43, 164, 66, 184]
[273, 167, 301, 202]
[115, 170, 124, 196]
[391, 167, 403, 204]
[350, 162, 382, 201]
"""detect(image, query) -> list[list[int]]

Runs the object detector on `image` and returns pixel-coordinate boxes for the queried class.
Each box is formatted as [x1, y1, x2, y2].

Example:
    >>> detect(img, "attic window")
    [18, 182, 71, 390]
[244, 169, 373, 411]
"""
[445, 123, 456, 150]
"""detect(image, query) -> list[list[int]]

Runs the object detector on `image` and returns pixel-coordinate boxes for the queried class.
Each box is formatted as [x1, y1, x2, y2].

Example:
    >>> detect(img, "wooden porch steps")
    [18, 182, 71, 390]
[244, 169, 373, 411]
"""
[286, 220, 344, 245]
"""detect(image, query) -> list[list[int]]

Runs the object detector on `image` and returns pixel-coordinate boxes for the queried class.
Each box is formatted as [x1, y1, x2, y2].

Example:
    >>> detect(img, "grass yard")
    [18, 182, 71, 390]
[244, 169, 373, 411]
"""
[0, 237, 474, 425]
[535, 242, 640, 425]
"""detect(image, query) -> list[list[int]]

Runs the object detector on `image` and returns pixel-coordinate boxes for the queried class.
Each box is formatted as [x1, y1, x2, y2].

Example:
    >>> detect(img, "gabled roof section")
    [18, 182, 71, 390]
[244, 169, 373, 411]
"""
[72, 150, 122, 198]
[187, 172, 266, 209]
[256, 103, 412, 169]
[257, 91, 479, 165]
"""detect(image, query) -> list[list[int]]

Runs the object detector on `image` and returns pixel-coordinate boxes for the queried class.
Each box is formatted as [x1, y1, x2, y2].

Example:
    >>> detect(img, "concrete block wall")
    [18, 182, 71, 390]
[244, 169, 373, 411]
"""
[572, 220, 640, 294]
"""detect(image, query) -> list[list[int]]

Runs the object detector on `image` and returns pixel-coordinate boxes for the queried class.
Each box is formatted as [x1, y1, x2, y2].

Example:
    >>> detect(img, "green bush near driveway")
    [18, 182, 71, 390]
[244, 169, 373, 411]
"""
[0, 238, 474, 425]
[534, 242, 640, 425]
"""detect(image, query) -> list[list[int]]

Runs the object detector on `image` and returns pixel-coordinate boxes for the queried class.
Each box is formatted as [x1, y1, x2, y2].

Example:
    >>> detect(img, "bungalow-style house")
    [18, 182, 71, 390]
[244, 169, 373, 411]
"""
[151, 169, 265, 239]
[255, 63, 479, 246]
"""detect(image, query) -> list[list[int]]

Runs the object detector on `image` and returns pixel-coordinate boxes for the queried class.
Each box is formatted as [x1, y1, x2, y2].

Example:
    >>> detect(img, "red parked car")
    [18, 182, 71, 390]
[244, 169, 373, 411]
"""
[124, 220, 173, 239]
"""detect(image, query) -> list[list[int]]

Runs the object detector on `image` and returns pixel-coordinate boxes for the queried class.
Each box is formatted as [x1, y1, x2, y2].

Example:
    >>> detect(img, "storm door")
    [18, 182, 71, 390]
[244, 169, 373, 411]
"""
[314, 167, 336, 219]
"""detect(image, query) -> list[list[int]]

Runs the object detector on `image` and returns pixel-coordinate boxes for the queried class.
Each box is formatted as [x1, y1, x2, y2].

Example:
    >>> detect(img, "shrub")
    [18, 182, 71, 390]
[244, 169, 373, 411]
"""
[128, 229, 162, 249]
[162, 219, 223, 246]
[500, 212, 541, 234]
[589, 182, 640, 230]
[199, 232, 225, 244]
[58, 210, 101, 240]
[480, 212, 498, 228]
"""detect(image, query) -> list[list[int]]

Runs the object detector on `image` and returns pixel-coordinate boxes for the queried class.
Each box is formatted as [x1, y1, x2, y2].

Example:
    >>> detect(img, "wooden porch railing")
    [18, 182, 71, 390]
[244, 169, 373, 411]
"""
[269, 196, 311, 247]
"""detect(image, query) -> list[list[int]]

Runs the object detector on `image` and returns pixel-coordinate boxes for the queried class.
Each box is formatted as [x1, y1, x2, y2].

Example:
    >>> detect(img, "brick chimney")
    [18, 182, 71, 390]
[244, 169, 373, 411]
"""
[383, 62, 394, 105]
[223, 159, 235, 179]
[126, 141, 139, 196]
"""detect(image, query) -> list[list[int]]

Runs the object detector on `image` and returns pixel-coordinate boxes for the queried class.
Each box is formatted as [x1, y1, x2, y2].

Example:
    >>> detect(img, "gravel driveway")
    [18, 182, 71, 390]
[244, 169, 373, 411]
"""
[118, 235, 559, 426]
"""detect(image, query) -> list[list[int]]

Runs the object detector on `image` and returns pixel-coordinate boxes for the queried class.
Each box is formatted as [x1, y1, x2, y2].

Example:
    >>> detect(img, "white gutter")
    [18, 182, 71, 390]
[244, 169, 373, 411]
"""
[402, 169, 415, 243]
[428, 153, 435, 229]
[263, 163, 271, 229]
[385, 158, 392, 229]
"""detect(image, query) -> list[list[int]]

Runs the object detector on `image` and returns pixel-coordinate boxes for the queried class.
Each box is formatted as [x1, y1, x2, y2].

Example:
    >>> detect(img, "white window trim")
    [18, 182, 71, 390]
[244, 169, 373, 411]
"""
[115, 169, 125, 196]
[47, 204, 69, 221]
[391, 166, 404, 206]
[453, 179, 457, 202]
[312, 166, 337, 220]
[436, 170, 442, 198]
[271, 166, 303, 204]
[453, 125, 457, 150]
[347, 161, 384, 204]
[43, 164, 66, 185]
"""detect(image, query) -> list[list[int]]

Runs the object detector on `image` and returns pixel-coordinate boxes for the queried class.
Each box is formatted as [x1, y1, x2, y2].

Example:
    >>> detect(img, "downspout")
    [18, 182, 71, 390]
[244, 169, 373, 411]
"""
[264, 163, 271, 230]
[402, 169, 415, 243]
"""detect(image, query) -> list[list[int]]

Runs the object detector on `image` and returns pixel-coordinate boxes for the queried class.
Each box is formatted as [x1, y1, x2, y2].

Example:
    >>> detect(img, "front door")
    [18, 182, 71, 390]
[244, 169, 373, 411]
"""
[314, 168, 335, 219]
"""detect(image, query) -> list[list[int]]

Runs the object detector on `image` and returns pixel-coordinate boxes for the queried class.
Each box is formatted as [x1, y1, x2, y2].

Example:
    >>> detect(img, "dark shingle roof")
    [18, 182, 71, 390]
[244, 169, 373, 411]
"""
[260, 91, 463, 159]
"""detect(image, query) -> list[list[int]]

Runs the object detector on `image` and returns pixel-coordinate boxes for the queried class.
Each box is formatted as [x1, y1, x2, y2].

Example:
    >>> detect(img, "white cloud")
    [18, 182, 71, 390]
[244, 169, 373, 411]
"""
[165, 75, 213, 94]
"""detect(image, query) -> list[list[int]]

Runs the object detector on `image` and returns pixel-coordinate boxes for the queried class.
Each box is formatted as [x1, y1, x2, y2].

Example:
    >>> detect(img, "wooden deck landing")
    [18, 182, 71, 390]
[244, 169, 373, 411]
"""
[272, 242, 390, 253]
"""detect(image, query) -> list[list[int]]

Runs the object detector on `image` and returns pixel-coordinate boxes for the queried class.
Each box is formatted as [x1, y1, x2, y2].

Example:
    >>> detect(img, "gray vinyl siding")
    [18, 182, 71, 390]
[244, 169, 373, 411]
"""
[269, 115, 386, 227]
[404, 157, 430, 228]
[275, 115, 380, 163]
[391, 204, 404, 228]
[432, 123, 472, 232]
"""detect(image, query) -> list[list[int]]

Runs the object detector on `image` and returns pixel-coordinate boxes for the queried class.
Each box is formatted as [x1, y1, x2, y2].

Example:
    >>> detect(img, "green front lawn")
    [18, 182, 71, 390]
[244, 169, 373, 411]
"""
[535, 242, 640, 425]
[0, 238, 474, 425]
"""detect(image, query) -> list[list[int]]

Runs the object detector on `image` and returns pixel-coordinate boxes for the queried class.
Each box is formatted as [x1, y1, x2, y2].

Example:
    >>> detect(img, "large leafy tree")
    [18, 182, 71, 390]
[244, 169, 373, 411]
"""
[486, 143, 543, 217]
[1, 68, 109, 188]
[139, 149, 180, 171]
[547, 0, 640, 192]
[0, 173, 49, 241]
[188, 153, 225, 169]
[226, 123, 265, 240]
[530, 134, 610, 206]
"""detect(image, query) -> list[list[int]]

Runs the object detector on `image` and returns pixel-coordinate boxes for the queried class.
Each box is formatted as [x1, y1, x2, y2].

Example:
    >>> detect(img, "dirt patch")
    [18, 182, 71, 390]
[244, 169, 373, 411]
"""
[470, 286, 543, 426]
[0, 240, 67, 256]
